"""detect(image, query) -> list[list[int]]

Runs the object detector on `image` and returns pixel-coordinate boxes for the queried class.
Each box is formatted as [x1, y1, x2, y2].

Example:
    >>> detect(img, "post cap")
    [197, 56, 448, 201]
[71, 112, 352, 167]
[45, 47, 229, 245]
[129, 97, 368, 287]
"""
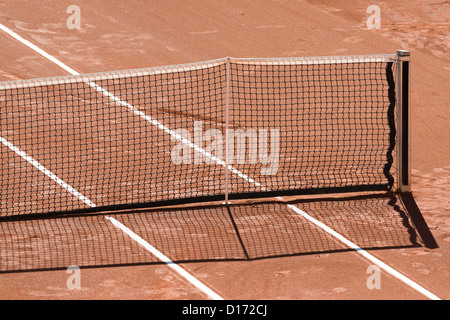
[396, 50, 411, 57]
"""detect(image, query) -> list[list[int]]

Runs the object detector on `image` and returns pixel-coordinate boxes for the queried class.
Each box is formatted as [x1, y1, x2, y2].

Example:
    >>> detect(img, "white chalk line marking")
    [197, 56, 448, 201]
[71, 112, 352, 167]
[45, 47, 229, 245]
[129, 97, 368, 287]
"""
[0, 23, 80, 75]
[0, 22, 440, 300]
[0, 136, 96, 208]
[105, 216, 224, 300]
[286, 202, 440, 300]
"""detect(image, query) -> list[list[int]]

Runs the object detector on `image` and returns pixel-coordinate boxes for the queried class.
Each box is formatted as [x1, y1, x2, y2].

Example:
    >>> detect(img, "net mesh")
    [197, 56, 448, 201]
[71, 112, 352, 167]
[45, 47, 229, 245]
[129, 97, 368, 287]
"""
[228, 58, 396, 196]
[0, 55, 397, 217]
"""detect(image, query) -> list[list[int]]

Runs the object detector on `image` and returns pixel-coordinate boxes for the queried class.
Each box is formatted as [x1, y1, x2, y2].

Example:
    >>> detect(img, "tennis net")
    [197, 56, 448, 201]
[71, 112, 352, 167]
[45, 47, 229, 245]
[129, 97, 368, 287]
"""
[0, 52, 408, 217]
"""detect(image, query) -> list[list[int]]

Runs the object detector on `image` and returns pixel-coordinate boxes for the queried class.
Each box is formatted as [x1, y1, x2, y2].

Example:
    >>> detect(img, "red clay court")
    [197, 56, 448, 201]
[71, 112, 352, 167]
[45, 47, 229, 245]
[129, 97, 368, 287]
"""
[0, 0, 448, 302]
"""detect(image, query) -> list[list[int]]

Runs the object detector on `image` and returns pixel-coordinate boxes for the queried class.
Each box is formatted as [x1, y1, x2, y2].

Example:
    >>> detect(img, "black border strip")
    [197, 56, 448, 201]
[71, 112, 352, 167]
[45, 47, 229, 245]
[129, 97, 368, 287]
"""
[0, 184, 390, 222]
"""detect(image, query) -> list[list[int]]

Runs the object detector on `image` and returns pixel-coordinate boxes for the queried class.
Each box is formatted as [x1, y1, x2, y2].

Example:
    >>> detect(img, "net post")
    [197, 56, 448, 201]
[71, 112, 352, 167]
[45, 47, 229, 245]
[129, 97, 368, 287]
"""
[396, 50, 411, 192]
[224, 57, 231, 204]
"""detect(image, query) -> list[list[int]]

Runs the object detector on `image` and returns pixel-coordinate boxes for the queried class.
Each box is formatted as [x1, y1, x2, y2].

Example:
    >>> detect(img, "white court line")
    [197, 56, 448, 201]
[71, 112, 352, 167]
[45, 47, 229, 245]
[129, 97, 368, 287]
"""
[0, 22, 440, 300]
[0, 23, 80, 75]
[286, 203, 441, 300]
[106, 217, 224, 300]
[0, 136, 96, 208]
[0, 135, 221, 300]
[0, 131, 223, 300]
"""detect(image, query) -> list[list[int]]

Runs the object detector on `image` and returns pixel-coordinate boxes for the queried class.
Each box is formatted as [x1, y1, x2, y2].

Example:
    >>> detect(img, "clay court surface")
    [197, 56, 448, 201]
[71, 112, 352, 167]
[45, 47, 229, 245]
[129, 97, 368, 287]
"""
[0, 0, 448, 300]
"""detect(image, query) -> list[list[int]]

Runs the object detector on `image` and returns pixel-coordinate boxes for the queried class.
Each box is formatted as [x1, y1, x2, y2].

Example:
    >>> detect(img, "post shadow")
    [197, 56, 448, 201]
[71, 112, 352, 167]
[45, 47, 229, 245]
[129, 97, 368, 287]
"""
[399, 192, 438, 249]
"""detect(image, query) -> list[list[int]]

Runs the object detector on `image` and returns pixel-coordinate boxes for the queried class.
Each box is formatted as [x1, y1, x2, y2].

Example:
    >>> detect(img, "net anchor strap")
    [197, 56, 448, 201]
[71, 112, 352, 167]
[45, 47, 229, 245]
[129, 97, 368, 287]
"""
[224, 57, 231, 204]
